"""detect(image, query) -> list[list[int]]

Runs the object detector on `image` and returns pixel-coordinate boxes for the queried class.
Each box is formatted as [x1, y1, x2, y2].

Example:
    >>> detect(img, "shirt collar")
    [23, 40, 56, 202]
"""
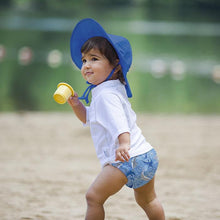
[92, 79, 123, 99]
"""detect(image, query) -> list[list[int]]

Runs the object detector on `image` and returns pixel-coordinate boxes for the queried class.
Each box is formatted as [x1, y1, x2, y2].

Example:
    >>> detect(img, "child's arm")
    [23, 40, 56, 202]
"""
[115, 132, 130, 162]
[67, 93, 87, 124]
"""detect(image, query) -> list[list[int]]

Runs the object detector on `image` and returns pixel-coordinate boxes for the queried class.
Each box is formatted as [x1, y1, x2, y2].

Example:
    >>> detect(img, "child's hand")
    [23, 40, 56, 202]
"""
[67, 92, 80, 107]
[115, 145, 130, 162]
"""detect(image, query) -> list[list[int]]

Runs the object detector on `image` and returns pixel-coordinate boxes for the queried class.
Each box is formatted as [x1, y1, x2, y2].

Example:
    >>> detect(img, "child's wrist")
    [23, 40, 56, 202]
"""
[118, 144, 130, 150]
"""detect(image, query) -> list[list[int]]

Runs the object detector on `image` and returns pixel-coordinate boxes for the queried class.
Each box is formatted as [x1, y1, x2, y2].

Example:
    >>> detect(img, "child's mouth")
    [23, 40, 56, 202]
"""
[85, 71, 93, 77]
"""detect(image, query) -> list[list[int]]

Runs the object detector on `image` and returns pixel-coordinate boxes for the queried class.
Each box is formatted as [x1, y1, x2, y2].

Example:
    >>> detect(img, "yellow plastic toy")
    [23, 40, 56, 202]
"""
[53, 82, 74, 104]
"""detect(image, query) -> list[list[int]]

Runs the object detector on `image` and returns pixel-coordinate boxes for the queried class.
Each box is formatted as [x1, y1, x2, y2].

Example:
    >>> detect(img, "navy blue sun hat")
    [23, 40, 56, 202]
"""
[70, 18, 133, 98]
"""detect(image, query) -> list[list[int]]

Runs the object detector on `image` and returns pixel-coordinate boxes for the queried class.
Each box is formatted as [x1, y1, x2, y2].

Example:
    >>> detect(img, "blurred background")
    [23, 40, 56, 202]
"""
[0, 0, 220, 113]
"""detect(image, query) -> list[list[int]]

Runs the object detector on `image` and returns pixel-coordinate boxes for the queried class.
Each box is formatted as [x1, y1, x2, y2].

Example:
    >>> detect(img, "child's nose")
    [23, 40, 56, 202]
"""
[84, 61, 91, 68]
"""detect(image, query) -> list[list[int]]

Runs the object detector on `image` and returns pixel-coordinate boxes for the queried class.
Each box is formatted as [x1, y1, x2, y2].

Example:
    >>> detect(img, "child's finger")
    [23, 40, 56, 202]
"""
[115, 152, 123, 162]
[115, 151, 130, 162]
[67, 96, 74, 104]
[67, 94, 80, 107]
[122, 151, 130, 161]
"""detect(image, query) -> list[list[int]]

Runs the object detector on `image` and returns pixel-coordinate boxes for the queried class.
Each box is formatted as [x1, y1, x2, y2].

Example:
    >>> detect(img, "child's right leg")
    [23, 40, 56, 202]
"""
[134, 177, 165, 220]
[85, 165, 127, 220]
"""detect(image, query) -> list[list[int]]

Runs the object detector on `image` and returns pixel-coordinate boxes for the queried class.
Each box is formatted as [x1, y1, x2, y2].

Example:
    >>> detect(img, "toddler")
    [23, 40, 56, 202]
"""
[68, 18, 165, 220]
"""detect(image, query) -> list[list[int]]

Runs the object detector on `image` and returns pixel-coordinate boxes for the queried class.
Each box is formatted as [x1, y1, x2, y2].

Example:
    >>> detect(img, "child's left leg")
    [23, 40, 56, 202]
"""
[134, 177, 165, 220]
[85, 165, 127, 220]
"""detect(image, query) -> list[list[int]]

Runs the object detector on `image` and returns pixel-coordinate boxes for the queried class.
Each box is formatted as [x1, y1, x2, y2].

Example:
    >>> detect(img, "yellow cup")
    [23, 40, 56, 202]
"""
[53, 82, 74, 104]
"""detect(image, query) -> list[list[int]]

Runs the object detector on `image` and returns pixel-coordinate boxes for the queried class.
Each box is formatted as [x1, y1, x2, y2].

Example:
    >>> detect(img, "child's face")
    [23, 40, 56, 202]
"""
[81, 48, 114, 85]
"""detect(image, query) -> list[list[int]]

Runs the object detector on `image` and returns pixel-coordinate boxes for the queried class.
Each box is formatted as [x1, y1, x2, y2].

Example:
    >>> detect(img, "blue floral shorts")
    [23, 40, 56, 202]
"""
[111, 149, 159, 189]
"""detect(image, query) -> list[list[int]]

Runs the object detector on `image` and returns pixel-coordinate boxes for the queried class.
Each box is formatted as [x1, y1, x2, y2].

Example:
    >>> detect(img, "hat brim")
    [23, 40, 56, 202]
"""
[70, 18, 132, 98]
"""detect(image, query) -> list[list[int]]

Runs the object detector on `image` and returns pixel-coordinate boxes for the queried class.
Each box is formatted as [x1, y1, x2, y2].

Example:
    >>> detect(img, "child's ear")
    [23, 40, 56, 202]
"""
[114, 59, 121, 71]
[114, 64, 121, 74]
[116, 64, 121, 72]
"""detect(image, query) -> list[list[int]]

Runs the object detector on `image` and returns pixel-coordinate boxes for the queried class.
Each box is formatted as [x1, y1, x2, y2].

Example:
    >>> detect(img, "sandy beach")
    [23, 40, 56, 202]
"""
[0, 112, 219, 220]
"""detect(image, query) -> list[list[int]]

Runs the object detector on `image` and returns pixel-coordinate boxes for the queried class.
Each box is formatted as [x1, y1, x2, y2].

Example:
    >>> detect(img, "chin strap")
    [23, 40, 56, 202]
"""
[78, 82, 96, 104]
[79, 63, 119, 104]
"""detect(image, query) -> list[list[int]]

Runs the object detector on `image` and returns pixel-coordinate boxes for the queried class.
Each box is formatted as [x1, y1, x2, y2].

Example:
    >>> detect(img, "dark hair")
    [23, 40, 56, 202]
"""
[81, 36, 125, 84]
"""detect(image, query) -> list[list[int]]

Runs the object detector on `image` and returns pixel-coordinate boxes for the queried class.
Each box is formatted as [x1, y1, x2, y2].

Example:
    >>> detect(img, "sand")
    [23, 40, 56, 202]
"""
[0, 112, 219, 220]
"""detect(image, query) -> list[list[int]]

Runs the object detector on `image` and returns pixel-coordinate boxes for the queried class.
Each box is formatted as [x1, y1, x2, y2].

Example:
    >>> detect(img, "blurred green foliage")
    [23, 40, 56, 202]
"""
[1, 0, 220, 8]
[130, 73, 220, 113]
[0, 1, 220, 113]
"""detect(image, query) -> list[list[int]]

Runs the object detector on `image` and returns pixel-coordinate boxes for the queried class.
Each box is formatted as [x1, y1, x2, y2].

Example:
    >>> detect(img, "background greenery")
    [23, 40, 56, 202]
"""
[0, 0, 219, 113]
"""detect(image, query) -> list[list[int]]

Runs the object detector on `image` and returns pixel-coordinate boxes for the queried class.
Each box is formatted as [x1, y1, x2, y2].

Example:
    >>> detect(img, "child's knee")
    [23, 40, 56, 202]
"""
[135, 192, 156, 208]
[85, 188, 103, 206]
[86, 189, 96, 204]
[134, 184, 156, 207]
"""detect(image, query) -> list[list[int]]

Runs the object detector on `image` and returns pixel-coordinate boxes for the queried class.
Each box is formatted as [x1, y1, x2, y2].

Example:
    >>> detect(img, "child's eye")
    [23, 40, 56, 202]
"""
[82, 59, 87, 63]
[91, 57, 98, 61]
